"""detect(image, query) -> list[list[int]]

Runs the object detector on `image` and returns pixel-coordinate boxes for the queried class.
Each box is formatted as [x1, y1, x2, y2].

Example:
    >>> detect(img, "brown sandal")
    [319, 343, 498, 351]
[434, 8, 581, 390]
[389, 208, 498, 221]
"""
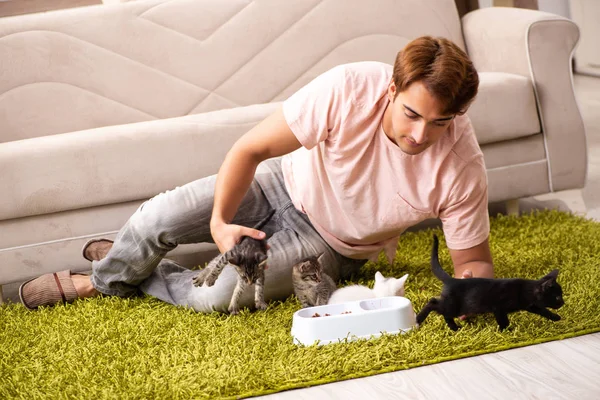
[19, 270, 85, 310]
[81, 238, 114, 262]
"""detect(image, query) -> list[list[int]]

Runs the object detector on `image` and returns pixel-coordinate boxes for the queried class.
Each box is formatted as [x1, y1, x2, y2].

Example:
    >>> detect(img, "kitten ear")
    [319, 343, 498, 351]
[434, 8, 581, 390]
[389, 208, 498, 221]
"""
[299, 262, 308, 273]
[397, 273, 409, 286]
[545, 269, 559, 280]
[258, 253, 268, 264]
[374, 271, 384, 283]
[227, 254, 241, 267]
[538, 269, 559, 291]
[394, 274, 409, 296]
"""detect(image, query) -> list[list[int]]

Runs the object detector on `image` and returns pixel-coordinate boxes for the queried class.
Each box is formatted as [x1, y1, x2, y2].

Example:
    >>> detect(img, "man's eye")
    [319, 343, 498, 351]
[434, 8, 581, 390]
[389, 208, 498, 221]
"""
[404, 112, 418, 119]
[434, 121, 447, 127]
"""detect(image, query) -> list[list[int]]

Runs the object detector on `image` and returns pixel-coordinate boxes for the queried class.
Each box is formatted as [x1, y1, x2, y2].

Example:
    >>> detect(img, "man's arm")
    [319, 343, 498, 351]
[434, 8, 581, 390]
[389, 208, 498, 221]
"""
[210, 106, 302, 253]
[448, 237, 494, 279]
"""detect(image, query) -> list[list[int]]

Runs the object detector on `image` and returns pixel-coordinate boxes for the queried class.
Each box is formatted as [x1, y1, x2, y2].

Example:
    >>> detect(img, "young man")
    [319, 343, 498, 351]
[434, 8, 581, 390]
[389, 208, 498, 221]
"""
[20, 36, 494, 312]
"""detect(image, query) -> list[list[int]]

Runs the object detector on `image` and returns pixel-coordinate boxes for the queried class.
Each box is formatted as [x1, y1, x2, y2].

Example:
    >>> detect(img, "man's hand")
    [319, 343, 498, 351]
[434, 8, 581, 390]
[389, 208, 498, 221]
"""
[210, 220, 266, 253]
[447, 238, 494, 322]
[209, 107, 300, 254]
[459, 269, 473, 321]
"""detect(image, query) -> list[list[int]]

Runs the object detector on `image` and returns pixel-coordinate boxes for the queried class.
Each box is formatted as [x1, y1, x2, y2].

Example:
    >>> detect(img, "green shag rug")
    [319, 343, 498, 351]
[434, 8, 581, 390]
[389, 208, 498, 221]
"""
[2, 210, 600, 399]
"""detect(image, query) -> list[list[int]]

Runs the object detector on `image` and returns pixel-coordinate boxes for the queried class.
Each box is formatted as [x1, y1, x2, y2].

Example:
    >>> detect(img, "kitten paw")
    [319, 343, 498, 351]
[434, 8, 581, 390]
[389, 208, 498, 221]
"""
[192, 276, 204, 287]
[192, 269, 209, 287]
[447, 323, 460, 331]
[204, 275, 217, 287]
[228, 307, 239, 315]
[256, 301, 268, 311]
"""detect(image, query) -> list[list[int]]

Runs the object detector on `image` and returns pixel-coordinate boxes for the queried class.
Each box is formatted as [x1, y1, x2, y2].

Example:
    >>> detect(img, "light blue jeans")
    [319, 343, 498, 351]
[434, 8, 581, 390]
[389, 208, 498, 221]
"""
[89, 158, 365, 312]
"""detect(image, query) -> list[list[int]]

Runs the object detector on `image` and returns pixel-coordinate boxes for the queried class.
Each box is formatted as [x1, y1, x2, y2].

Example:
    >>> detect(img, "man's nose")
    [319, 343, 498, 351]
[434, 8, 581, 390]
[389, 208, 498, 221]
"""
[412, 121, 428, 144]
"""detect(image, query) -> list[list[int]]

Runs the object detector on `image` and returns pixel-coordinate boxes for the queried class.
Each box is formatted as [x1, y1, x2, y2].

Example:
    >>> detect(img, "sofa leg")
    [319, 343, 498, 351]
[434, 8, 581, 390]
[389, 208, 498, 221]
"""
[506, 199, 520, 216]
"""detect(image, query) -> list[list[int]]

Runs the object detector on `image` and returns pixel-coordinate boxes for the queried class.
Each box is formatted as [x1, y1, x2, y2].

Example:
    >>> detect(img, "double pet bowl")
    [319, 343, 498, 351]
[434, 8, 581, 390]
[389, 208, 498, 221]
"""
[291, 296, 417, 346]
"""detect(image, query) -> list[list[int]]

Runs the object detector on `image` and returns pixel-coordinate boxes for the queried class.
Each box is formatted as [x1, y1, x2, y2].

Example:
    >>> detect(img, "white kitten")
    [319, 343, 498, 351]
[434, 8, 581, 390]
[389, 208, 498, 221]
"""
[327, 271, 409, 304]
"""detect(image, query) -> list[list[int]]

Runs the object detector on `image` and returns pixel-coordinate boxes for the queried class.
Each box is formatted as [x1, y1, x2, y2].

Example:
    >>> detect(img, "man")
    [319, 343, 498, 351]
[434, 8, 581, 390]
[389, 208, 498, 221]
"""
[20, 36, 494, 312]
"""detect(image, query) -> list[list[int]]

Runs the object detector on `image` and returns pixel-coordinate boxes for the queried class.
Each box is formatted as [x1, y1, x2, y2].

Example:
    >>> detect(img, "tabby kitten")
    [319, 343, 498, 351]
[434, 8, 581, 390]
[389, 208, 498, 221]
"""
[292, 255, 337, 307]
[192, 236, 268, 315]
[416, 235, 564, 331]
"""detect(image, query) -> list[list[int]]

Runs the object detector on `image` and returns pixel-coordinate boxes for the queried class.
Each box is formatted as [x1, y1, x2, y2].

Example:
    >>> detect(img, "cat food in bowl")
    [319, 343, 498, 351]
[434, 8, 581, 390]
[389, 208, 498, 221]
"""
[291, 296, 416, 346]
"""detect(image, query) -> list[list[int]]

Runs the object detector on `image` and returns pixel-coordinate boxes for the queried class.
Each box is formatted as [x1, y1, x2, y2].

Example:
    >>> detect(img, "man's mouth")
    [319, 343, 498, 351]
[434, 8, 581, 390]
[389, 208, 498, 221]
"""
[404, 137, 422, 148]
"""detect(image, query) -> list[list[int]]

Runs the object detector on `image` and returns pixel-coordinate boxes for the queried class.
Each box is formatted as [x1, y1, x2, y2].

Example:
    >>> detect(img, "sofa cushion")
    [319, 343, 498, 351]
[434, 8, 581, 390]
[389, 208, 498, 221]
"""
[0, 102, 280, 221]
[469, 72, 541, 145]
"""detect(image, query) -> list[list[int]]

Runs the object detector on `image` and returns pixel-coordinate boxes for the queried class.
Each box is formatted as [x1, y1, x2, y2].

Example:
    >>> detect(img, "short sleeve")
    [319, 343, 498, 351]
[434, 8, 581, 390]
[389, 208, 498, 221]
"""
[282, 65, 347, 149]
[440, 158, 490, 250]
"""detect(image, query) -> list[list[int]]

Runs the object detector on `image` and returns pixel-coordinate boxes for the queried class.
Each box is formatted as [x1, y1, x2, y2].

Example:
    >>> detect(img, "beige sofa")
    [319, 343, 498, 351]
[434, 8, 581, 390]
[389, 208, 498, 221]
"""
[0, 0, 586, 301]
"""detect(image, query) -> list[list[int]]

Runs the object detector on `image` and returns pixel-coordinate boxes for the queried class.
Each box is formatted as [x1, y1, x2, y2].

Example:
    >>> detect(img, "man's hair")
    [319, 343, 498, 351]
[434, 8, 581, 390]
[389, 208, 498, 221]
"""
[392, 36, 479, 116]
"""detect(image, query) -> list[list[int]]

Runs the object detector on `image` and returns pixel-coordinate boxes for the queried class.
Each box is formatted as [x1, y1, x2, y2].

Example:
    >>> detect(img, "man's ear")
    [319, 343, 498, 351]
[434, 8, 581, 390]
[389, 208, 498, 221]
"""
[388, 81, 397, 102]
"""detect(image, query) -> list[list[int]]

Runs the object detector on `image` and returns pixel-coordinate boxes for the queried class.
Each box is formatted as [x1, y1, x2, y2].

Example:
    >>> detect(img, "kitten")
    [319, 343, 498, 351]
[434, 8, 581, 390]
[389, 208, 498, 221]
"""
[292, 255, 337, 308]
[327, 271, 409, 304]
[416, 235, 564, 331]
[192, 236, 268, 315]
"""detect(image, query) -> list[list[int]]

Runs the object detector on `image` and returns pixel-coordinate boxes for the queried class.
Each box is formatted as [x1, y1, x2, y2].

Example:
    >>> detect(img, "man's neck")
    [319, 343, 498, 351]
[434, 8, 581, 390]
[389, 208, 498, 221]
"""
[381, 98, 396, 145]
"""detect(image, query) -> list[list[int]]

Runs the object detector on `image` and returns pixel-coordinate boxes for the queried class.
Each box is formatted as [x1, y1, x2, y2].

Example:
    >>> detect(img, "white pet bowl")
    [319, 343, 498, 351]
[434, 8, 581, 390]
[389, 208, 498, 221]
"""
[291, 296, 416, 346]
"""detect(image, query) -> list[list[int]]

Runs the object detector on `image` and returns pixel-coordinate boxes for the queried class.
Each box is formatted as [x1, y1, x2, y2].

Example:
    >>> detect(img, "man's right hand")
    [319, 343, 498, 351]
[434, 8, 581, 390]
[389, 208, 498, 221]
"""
[210, 220, 266, 253]
[208, 106, 300, 254]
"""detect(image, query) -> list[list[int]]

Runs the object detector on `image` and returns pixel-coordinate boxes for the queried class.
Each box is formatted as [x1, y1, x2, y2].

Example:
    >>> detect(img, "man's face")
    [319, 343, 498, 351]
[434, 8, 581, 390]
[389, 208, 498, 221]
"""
[383, 81, 455, 156]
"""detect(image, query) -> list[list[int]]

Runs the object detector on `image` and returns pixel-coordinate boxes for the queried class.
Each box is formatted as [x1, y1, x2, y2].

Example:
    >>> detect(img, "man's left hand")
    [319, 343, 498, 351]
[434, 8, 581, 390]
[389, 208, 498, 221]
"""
[459, 269, 473, 321]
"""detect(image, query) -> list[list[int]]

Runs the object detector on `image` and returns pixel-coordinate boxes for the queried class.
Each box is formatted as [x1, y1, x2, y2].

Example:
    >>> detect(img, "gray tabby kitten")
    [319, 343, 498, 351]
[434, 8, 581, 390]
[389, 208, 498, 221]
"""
[292, 255, 337, 308]
[192, 236, 268, 315]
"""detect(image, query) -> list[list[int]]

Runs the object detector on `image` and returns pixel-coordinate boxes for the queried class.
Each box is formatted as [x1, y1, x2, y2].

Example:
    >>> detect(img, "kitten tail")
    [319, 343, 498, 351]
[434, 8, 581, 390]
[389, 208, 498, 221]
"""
[431, 235, 452, 283]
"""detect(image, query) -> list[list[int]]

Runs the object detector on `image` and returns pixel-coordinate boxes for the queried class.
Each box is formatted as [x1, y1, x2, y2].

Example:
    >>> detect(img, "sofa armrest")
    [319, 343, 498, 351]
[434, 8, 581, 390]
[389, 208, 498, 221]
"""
[462, 7, 586, 192]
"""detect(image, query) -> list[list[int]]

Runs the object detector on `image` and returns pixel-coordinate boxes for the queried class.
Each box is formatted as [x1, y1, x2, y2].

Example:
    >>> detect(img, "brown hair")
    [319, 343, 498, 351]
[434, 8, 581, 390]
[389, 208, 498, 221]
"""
[392, 36, 479, 115]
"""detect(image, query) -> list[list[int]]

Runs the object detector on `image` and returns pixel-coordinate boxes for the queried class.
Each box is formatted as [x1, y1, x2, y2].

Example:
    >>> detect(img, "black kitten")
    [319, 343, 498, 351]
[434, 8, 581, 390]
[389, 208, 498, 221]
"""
[416, 235, 564, 331]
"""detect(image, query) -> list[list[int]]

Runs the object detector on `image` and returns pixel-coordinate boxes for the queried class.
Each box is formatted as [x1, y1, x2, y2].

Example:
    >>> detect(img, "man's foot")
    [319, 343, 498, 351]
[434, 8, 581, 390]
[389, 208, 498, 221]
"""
[72, 274, 101, 298]
[82, 239, 114, 262]
[19, 270, 99, 310]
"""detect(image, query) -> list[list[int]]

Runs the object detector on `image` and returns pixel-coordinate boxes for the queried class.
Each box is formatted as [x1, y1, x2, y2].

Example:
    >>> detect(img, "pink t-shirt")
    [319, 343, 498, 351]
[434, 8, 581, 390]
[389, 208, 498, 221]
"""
[281, 62, 489, 262]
